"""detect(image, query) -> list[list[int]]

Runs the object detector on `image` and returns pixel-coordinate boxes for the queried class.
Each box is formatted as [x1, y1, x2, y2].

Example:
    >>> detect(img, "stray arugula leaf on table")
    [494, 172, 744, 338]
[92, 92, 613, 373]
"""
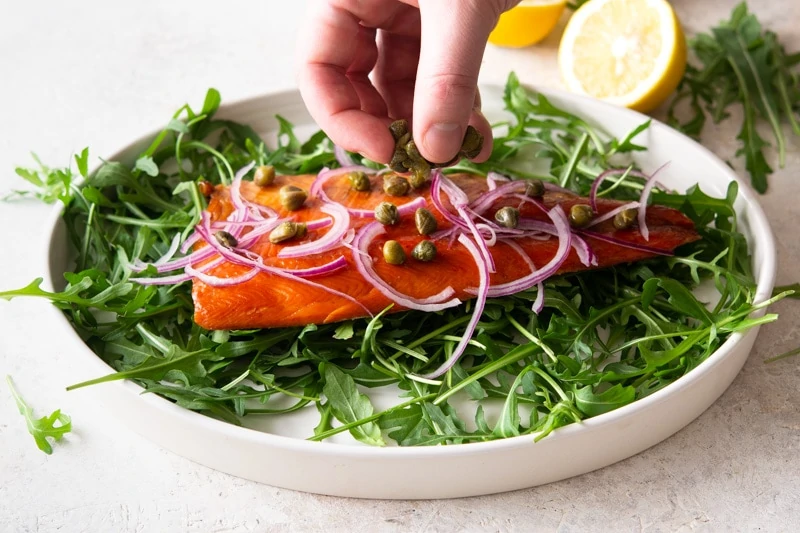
[668, 2, 800, 193]
[6, 375, 72, 454]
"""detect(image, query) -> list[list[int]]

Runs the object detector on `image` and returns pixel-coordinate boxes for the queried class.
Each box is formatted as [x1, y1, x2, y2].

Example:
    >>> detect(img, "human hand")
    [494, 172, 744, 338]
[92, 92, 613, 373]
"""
[297, 0, 520, 165]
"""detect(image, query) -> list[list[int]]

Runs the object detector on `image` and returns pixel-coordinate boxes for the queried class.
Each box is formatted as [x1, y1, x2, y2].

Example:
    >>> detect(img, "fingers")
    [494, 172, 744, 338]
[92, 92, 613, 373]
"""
[413, 0, 499, 163]
[469, 90, 493, 163]
[297, 1, 395, 161]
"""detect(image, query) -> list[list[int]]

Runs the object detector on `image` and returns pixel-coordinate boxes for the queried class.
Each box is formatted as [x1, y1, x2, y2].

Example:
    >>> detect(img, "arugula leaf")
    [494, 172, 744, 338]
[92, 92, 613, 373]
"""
[574, 384, 636, 417]
[322, 364, 385, 446]
[6, 376, 72, 454]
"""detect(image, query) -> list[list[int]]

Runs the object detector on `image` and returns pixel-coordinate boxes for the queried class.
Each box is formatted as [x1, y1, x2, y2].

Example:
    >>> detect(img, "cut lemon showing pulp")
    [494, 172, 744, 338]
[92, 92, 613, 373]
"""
[558, 0, 686, 113]
[489, 0, 567, 48]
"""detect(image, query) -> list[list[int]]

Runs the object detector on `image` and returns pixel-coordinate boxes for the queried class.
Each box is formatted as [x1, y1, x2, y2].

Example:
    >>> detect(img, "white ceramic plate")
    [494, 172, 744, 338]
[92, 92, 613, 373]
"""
[43, 85, 777, 499]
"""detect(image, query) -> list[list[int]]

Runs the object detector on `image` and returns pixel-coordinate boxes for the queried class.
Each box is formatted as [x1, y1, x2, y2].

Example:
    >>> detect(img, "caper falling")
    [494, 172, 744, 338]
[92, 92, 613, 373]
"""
[348, 171, 371, 192]
[494, 206, 520, 229]
[253, 165, 276, 187]
[374, 202, 399, 226]
[214, 230, 238, 249]
[613, 208, 638, 230]
[269, 221, 306, 244]
[383, 240, 406, 265]
[569, 204, 594, 228]
[411, 240, 437, 262]
[524, 179, 545, 198]
[414, 207, 438, 235]
[279, 184, 307, 211]
[383, 174, 410, 197]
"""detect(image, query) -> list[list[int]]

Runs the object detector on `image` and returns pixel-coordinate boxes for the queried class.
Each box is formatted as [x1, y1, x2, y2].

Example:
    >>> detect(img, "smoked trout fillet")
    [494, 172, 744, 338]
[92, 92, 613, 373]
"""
[192, 172, 699, 330]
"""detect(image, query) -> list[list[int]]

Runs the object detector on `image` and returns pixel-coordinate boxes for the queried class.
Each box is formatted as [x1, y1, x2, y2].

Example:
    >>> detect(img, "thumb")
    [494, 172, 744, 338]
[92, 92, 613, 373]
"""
[412, 0, 501, 163]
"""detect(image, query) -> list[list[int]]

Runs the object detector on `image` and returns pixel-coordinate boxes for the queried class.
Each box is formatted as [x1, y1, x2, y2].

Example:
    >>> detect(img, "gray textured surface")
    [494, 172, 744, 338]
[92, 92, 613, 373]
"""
[1, 0, 798, 531]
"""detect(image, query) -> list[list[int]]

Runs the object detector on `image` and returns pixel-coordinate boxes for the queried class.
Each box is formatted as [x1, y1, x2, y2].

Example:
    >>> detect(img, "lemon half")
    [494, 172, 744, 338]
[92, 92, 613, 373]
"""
[558, 0, 686, 113]
[489, 0, 567, 48]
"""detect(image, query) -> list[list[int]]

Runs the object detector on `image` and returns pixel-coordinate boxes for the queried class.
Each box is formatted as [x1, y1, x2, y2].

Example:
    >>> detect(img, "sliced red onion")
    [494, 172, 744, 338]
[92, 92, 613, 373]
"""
[469, 180, 529, 215]
[180, 231, 203, 254]
[342, 228, 355, 245]
[154, 233, 182, 266]
[333, 145, 356, 167]
[486, 171, 510, 191]
[638, 163, 669, 242]
[578, 230, 673, 256]
[281, 256, 348, 278]
[278, 203, 350, 258]
[532, 283, 545, 314]
[418, 233, 488, 379]
[397, 196, 427, 215]
[193, 213, 372, 315]
[589, 168, 646, 213]
[304, 217, 333, 231]
[130, 272, 193, 285]
[586, 201, 640, 228]
[475, 223, 497, 247]
[352, 221, 460, 311]
[430, 170, 469, 230]
[517, 218, 595, 267]
[456, 205, 496, 273]
[185, 263, 260, 287]
[483, 206, 572, 297]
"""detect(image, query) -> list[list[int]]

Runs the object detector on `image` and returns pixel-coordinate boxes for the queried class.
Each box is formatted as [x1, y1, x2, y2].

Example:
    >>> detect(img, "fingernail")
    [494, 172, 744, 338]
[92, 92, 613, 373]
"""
[423, 123, 463, 163]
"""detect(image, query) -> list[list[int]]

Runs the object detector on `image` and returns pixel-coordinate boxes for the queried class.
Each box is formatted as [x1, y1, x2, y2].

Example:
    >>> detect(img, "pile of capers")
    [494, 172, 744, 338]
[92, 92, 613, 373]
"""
[387, 120, 484, 188]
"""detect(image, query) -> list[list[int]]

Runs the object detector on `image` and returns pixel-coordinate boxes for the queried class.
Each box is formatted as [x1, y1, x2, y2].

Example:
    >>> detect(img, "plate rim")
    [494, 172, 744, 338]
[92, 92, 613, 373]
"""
[41, 83, 778, 459]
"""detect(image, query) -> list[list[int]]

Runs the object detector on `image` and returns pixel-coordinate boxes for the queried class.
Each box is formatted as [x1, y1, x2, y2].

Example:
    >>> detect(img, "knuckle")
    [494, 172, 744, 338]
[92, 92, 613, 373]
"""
[421, 73, 477, 108]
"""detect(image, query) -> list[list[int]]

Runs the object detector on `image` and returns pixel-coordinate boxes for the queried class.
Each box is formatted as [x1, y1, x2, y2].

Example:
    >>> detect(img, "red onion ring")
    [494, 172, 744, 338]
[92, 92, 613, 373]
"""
[351, 221, 460, 312]
[418, 233, 489, 379]
[277, 203, 350, 258]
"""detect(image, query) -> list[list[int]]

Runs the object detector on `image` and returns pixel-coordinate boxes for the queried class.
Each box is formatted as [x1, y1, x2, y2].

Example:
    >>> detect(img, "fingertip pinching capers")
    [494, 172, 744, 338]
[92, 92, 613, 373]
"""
[494, 206, 520, 229]
[269, 221, 307, 244]
[569, 204, 594, 228]
[411, 240, 437, 262]
[348, 171, 371, 192]
[383, 240, 406, 265]
[414, 208, 438, 235]
[279, 184, 307, 211]
[613, 208, 638, 230]
[374, 202, 400, 226]
[254, 165, 276, 187]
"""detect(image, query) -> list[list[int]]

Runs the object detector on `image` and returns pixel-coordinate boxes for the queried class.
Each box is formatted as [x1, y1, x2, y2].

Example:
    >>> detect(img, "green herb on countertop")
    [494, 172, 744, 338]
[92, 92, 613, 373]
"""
[6, 375, 72, 454]
[668, 2, 800, 193]
[1, 72, 792, 446]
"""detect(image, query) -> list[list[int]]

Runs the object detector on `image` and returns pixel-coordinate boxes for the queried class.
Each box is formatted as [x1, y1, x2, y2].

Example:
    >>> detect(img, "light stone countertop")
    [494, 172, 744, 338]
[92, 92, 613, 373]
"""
[1, 1, 798, 531]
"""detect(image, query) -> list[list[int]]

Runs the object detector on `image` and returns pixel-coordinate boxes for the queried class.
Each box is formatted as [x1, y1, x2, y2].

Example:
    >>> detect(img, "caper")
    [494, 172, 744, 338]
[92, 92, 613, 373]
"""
[414, 208, 438, 235]
[404, 141, 431, 187]
[348, 171, 371, 192]
[411, 240, 437, 262]
[374, 202, 399, 225]
[388, 119, 409, 142]
[383, 240, 406, 265]
[460, 126, 484, 159]
[198, 180, 214, 197]
[613, 208, 638, 230]
[569, 204, 594, 228]
[214, 230, 238, 249]
[294, 222, 308, 239]
[383, 174, 410, 197]
[253, 165, 276, 187]
[524, 179, 545, 198]
[279, 184, 307, 211]
[494, 206, 520, 229]
[269, 221, 303, 243]
[389, 148, 410, 173]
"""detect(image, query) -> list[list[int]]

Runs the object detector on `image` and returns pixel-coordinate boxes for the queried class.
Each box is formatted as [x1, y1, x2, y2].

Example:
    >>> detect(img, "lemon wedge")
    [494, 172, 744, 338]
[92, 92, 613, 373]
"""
[489, 0, 567, 48]
[558, 0, 686, 113]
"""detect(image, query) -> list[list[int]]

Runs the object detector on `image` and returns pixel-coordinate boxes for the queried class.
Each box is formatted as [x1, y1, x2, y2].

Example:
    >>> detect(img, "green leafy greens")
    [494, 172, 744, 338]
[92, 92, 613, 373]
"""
[6, 375, 72, 454]
[1, 72, 788, 446]
[668, 2, 800, 193]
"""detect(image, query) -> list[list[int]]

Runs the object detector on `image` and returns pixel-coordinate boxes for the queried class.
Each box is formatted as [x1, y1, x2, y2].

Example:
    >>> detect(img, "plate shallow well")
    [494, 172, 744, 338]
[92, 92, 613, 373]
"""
[43, 85, 776, 499]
